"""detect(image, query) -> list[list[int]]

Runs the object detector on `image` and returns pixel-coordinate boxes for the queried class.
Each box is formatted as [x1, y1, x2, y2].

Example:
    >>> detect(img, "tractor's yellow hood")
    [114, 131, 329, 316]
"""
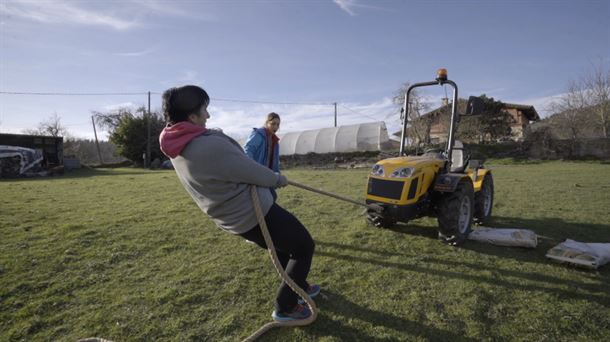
[375, 155, 445, 172]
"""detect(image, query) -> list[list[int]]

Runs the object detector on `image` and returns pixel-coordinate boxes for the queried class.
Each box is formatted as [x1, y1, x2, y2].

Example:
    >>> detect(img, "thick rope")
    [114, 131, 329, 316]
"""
[287, 180, 384, 212]
[242, 186, 318, 341]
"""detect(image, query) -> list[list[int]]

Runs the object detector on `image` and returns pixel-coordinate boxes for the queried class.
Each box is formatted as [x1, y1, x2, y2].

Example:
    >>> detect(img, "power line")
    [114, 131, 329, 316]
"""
[339, 104, 380, 121]
[0, 91, 147, 96]
[2, 90, 398, 123]
[385, 108, 401, 120]
[0, 90, 333, 106]
[211, 97, 332, 106]
[149, 91, 331, 105]
[0, 90, 340, 130]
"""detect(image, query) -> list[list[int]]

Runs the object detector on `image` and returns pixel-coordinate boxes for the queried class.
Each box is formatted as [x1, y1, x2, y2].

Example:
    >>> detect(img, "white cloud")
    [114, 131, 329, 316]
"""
[332, 0, 386, 16]
[0, 0, 139, 30]
[129, 0, 210, 21]
[0, 0, 210, 31]
[103, 102, 138, 111]
[333, 0, 357, 16]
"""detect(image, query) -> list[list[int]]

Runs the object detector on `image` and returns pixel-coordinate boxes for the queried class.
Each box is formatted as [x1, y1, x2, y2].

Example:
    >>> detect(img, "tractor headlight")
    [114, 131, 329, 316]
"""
[390, 167, 415, 178]
[371, 164, 385, 177]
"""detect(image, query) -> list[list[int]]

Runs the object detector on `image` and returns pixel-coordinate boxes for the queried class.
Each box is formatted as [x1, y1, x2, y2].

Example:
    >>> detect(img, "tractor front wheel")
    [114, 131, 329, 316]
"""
[366, 210, 396, 229]
[437, 179, 474, 246]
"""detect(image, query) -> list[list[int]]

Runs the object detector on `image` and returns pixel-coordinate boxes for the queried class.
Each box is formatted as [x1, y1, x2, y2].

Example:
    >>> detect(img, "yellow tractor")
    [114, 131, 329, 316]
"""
[365, 69, 494, 245]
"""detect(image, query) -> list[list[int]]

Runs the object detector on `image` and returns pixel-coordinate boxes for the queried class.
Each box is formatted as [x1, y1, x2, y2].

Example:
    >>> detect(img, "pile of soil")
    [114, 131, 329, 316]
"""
[280, 151, 397, 169]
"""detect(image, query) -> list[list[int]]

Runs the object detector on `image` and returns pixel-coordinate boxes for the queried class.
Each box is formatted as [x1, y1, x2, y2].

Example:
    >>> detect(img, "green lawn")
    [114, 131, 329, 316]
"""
[1, 161, 609, 341]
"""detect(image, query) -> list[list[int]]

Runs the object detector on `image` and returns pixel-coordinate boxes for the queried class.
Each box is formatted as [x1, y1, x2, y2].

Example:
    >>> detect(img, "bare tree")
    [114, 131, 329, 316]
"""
[92, 107, 141, 131]
[393, 82, 432, 147]
[550, 61, 610, 140]
[582, 61, 610, 138]
[23, 112, 69, 137]
[548, 80, 589, 142]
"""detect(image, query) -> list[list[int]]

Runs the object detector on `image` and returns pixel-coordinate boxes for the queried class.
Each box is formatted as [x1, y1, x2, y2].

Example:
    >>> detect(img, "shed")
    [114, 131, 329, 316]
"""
[0, 133, 63, 167]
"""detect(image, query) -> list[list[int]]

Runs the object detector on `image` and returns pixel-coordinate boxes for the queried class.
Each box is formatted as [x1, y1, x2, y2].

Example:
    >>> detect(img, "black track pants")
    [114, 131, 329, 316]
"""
[239, 203, 315, 312]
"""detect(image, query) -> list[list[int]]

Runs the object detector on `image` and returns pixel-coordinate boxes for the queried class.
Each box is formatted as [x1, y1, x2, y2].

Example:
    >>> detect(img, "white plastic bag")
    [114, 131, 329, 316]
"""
[546, 239, 610, 269]
[468, 227, 538, 248]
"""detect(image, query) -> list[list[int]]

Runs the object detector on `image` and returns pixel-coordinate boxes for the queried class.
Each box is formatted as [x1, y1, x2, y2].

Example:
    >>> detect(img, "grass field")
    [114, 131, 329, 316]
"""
[1, 161, 609, 341]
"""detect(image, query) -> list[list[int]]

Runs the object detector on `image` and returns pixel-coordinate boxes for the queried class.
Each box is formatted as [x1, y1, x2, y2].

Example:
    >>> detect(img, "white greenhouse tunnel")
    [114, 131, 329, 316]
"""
[277, 121, 392, 156]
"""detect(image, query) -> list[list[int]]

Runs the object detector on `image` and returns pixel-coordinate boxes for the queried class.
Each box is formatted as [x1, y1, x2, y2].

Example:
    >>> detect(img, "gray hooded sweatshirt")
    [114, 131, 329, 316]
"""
[170, 130, 280, 234]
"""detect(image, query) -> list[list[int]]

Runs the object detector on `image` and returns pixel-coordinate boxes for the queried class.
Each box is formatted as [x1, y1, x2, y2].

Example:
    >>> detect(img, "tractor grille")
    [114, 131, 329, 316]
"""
[407, 176, 419, 200]
[367, 178, 404, 200]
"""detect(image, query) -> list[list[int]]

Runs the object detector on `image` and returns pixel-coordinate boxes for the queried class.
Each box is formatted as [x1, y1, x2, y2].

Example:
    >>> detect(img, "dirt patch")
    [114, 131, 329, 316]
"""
[280, 151, 397, 169]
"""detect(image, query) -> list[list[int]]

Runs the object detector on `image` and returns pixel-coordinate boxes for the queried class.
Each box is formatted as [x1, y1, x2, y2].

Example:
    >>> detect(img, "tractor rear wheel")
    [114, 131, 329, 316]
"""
[474, 173, 494, 225]
[437, 179, 474, 246]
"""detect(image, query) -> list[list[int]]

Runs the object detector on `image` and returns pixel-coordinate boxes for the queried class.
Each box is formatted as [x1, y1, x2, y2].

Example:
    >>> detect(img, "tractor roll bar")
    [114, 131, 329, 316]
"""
[399, 78, 459, 172]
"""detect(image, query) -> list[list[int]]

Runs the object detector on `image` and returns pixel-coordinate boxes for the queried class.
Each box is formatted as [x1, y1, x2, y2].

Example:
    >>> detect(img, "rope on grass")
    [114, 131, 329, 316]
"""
[242, 186, 318, 341]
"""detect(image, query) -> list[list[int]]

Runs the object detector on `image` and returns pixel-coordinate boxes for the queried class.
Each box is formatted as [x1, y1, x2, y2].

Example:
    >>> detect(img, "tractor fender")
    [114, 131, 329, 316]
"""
[477, 168, 492, 177]
[475, 168, 492, 181]
[433, 173, 472, 193]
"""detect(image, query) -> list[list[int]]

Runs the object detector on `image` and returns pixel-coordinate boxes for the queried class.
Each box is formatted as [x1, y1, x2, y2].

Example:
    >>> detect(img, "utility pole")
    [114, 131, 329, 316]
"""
[334, 102, 337, 127]
[91, 115, 104, 165]
[146, 91, 151, 168]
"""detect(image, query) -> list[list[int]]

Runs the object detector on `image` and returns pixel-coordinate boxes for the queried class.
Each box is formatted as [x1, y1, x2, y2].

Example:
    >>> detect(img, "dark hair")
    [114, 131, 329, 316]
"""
[265, 112, 280, 123]
[162, 85, 210, 124]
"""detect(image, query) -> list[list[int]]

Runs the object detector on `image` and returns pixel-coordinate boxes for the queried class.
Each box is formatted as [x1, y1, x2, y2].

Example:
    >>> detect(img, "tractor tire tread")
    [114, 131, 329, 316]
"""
[474, 173, 494, 225]
[437, 179, 474, 246]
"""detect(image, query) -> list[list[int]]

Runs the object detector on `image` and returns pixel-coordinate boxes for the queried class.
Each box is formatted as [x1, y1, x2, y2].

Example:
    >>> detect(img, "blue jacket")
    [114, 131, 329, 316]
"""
[244, 127, 280, 173]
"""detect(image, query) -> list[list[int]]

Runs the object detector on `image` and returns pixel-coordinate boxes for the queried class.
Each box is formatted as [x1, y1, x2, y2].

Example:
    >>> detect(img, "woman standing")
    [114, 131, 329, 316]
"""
[159, 86, 319, 321]
[244, 112, 281, 173]
[244, 113, 281, 200]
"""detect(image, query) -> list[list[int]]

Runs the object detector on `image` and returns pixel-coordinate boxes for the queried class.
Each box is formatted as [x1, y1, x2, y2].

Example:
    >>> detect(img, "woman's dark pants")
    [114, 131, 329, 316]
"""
[239, 203, 315, 313]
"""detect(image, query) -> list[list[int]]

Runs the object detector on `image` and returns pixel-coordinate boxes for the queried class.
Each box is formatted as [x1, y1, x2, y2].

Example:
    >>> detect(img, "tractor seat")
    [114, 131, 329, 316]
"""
[450, 140, 469, 173]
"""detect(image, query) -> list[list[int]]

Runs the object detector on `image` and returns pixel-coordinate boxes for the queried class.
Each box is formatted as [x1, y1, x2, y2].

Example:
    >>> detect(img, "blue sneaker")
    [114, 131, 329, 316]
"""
[272, 304, 312, 322]
[297, 284, 321, 305]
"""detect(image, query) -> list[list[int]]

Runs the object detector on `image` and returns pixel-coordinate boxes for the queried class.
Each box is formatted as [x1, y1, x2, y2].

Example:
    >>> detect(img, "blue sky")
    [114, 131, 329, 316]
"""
[1, 0, 609, 140]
